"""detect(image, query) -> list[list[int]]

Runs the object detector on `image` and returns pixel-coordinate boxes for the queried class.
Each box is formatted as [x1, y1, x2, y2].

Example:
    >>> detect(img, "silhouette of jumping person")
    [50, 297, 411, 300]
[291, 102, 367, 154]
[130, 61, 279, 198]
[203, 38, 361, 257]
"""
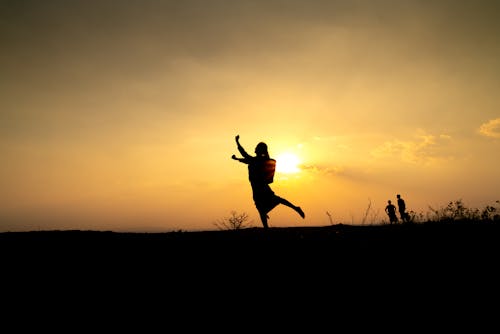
[385, 200, 398, 224]
[397, 194, 409, 223]
[232, 135, 305, 229]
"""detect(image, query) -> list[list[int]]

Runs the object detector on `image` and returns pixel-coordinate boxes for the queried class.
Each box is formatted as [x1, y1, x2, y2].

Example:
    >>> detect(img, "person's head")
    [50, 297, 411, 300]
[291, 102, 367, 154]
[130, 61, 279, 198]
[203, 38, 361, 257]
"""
[388, 200, 392, 204]
[397, 194, 401, 199]
[255, 142, 269, 157]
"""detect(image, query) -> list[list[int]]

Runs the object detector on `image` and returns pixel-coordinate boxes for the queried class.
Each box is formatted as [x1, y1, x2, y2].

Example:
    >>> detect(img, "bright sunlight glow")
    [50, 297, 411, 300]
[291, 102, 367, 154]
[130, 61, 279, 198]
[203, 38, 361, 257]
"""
[275, 152, 301, 174]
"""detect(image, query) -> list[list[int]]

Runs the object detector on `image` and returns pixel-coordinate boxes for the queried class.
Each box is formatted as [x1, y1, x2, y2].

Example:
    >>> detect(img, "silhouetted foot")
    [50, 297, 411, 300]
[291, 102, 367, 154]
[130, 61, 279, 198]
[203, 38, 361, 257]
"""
[296, 207, 305, 219]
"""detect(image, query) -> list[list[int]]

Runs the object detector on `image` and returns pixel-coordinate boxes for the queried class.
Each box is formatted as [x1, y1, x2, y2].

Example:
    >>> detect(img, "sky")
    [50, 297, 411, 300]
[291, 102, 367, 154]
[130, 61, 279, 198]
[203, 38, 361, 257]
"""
[1, 0, 499, 232]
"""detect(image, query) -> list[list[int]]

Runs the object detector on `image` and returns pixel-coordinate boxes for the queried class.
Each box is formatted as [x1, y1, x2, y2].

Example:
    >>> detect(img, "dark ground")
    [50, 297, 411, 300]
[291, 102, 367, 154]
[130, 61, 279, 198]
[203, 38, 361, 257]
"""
[2, 222, 499, 325]
[3, 221, 499, 268]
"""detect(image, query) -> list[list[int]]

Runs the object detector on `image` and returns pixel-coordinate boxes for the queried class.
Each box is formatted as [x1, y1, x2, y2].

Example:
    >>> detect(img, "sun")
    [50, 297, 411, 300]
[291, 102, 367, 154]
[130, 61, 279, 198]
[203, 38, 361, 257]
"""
[275, 152, 301, 174]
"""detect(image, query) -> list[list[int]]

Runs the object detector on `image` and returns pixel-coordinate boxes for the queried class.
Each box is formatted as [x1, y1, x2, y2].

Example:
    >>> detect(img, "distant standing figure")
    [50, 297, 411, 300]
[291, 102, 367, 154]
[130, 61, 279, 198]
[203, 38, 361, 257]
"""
[397, 194, 409, 223]
[232, 135, 305, 229]
[385, 200, 398, 224]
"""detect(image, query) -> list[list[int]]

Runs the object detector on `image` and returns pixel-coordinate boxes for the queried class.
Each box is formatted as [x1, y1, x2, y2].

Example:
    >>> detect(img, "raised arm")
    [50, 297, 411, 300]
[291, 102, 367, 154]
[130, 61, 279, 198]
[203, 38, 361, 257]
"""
[235, 135, 252, 159]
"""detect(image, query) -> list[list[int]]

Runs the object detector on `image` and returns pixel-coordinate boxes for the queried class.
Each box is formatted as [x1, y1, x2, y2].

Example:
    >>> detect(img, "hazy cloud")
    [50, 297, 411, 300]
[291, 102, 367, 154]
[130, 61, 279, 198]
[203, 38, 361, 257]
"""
[301, 164, 344, 176]
[479, 118, 500, 138]
[371, 132, 452, 164]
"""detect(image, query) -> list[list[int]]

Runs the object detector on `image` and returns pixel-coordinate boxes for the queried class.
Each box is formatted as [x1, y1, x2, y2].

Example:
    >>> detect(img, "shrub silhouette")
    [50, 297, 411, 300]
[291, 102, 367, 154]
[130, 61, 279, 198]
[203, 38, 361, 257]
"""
[426, 199, 499, 223]
[213, 211, 253, 230]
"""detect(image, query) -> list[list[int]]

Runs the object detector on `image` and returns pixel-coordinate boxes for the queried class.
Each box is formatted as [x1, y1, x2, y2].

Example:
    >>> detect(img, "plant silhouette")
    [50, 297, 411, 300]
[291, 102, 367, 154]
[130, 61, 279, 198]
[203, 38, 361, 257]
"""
[214, 211, 252, 230]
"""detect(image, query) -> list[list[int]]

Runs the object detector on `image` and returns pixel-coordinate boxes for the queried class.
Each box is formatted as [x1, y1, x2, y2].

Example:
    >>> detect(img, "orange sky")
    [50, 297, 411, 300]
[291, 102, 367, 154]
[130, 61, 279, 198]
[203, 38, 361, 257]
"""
[1, 0, 499, 232]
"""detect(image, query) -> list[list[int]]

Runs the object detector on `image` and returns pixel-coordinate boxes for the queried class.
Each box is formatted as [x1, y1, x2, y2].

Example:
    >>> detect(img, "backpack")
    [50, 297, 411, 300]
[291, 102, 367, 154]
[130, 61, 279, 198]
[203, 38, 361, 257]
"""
[261, 158, 276, 184]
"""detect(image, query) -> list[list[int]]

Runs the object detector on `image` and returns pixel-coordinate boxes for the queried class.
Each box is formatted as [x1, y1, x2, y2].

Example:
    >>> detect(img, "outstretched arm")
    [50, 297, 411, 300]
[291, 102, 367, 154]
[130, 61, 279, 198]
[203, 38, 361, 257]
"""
[231, 154, 246, 163]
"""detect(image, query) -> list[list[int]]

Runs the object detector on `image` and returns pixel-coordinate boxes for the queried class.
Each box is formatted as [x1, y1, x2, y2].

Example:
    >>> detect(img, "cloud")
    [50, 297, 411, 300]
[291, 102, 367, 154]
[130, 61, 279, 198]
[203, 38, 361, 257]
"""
[479, 118, 500, 138]
[301, 164, 344, 176]
[371, 132, 452, 164]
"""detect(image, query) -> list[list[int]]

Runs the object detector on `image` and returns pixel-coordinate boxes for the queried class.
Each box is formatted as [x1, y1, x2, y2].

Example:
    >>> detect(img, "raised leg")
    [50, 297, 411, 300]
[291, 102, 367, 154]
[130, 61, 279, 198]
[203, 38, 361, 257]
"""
[277, 197, 305, 219]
